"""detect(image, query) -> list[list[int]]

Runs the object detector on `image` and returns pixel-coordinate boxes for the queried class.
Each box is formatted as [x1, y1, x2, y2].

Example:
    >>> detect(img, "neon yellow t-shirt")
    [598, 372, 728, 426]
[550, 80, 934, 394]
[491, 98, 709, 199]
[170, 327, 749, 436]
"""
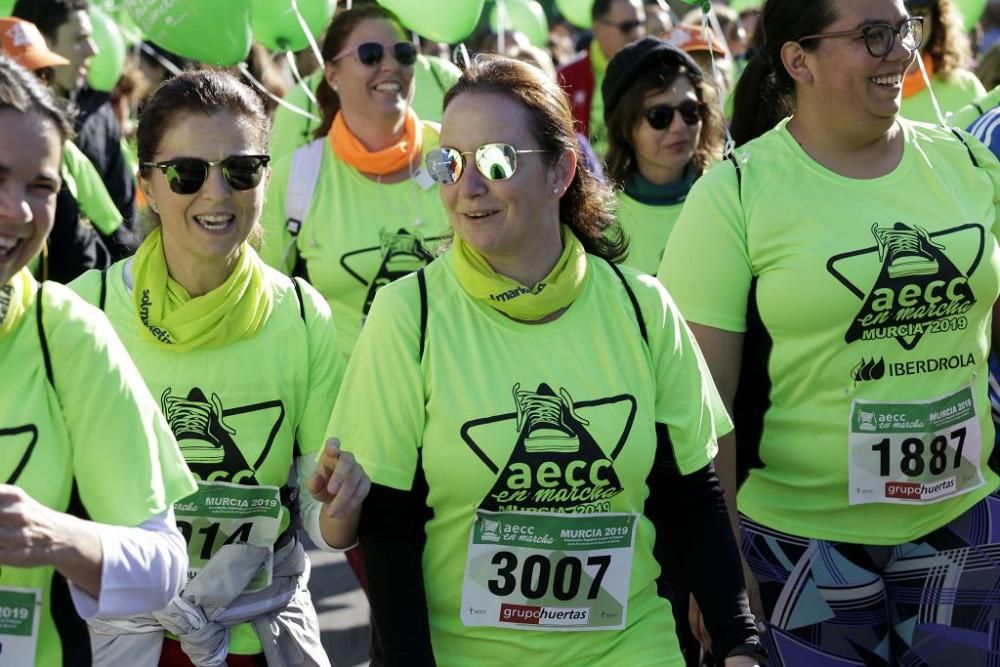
[61, 140, 122, 235]
[0, 280, 196, 667]
[328, 252, 729, 665]
[902, 68, 987, 124]
[951, 85, 1000, 130]
[71, 261, 345, 654]
[660, 117, 1000, 544]
[616, 192, 684, 275]
[260, 121, 450, 357]
[268, 55, 462, 160]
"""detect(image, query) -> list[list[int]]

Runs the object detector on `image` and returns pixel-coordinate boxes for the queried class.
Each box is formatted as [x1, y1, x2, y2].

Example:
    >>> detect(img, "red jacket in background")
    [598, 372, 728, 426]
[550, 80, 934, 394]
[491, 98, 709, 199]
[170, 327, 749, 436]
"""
[557, 49, 596, 137]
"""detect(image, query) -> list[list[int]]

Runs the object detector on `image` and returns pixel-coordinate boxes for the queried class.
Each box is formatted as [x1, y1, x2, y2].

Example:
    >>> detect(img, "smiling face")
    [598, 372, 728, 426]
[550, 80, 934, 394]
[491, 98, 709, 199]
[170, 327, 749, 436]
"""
[324, 18, 414, 122]
[139, 111, 266, 270]
[630, 77, 702, 184]
[0, 109, 62, 287]
[440, 92, 568, 270]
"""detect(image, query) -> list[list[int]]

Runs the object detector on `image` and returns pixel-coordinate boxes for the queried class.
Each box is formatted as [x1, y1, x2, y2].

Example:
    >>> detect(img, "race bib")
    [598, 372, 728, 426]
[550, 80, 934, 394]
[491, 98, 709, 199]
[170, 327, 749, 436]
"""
[849, 385, 985, 505]
[461, 510, 638, 631]
[0, 587, 41, 666]
[173, 482, 282, 592]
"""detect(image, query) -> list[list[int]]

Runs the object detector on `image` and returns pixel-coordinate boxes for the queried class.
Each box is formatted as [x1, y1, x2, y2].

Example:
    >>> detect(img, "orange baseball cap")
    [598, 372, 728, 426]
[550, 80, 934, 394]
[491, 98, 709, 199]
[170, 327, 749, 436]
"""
[0, 18, 70, 71]
[665, 24, 727, 57]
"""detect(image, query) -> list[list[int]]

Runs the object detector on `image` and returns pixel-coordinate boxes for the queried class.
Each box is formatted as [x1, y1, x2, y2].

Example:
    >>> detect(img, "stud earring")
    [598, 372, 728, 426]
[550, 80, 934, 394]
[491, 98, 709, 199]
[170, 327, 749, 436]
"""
[150, 201, 159, 214]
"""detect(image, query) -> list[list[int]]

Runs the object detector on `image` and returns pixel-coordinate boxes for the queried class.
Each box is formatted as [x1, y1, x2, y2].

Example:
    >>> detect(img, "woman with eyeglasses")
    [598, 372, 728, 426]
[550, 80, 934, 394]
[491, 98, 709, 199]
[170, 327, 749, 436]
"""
[660, 0, 1000, 664]
[69, 70, 368, 667]
[326, 55, 762, 667]
[603, 38, 724, 275]
[900, 0, 986, 123]
[0, 56, 197, 667]
[260, 1, 449, 362]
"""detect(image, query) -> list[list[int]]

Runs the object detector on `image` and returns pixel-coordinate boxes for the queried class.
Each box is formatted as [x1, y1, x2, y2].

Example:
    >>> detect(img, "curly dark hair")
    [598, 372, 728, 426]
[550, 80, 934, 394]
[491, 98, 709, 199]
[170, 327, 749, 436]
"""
[922, 0, 973, 80]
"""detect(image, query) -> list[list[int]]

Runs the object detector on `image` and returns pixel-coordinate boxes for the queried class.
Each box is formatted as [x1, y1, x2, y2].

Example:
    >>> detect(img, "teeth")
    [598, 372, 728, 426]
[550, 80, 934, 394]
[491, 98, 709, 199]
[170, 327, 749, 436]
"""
[871, 74, 902, 86]
[374, 82, 400, 92]
[0, 237, 17, 250]
[467, 211, 496, 218]
[194, 215, 234, 231]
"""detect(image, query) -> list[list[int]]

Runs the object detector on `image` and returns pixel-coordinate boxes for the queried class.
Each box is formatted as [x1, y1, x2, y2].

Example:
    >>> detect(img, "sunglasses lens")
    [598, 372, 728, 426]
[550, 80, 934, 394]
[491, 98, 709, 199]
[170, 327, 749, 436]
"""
[356, 42, 384, 66]
[678, 100, 702, 125]
[476, 143, 517, 181]
[393, 42, 418, 66]
[426, 148, 463, 184]
[222, 156, 267, 190]
[164, 159, 208, 194]
[646, 106, 674, 130]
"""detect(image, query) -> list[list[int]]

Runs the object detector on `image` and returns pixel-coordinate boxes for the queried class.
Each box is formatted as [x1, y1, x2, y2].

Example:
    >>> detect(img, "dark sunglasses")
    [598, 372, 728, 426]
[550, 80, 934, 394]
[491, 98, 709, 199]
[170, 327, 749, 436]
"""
[798, 17, 923, 59]
[141, 155, 270, 195]
[331, 41, 418, 67]
[644, 100, 705, 130]
[425, 143, 547, 185]
[598, 18, 644, 34]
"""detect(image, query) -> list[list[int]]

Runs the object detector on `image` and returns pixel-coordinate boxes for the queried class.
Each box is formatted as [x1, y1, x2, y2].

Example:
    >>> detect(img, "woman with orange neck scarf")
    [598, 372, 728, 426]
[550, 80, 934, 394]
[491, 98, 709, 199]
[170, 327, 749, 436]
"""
[900, 0, 985, 123]
[261, 1, 449, 360]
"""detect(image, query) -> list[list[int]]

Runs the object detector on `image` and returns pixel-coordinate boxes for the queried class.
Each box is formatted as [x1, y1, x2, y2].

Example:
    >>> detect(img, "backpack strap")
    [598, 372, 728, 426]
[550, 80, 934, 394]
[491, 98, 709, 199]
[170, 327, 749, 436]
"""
[949, 127, 980, 168]
[36, 282, 54, 387]
[281, 138, 325, 272]
[98, 269, 108, 311]
[290, 276, 307, 323]
[727, 153, 743, 205]
[606, 260, 648, 346]
[417, 267, 428, 360]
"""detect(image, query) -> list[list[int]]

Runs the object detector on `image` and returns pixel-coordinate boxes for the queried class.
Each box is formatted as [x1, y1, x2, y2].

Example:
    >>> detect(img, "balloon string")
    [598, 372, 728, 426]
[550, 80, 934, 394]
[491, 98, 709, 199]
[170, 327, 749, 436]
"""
[238, 62, 321, 121]
[454, 43, 471, 71]
[285, 51, 319, 107]
[138, 41, 182, 76]
[497, 0, 507, 54]
[915, 54, 948, 126]
[290, 0, 326, 70]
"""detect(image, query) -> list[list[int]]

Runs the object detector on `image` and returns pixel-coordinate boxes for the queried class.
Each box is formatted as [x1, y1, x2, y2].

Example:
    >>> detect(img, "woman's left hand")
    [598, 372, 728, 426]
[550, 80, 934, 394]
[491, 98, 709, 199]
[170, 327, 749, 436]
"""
[308, 438, 371, 519]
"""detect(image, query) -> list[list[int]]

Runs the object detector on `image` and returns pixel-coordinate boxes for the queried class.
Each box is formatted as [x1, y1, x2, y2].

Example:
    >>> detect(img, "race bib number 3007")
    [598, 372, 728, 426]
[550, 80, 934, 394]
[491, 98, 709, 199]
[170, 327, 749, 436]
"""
[461, 511, 638, 632]
[849, 386, 985, 505]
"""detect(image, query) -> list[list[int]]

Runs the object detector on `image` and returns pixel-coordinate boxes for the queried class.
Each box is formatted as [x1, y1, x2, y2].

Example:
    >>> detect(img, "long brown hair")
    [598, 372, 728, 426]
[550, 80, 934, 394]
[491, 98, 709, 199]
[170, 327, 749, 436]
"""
[314, 1, 407, 139]
[924, 0, 973, 80]
[444, 56, 626, 263]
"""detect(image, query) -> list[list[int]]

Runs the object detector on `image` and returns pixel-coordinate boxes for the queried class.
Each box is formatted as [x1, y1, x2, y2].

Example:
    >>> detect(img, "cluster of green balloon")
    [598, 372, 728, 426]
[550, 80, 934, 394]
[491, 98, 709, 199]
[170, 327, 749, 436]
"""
[87, 5, 126, 91]
[377, 0, 485, 43]
[490, 0, 548, 47]
[250, 0, 335, 52]
[123, 0, 253, 65]
[554, 0, 591, 28]
[0, 0, 11, 16]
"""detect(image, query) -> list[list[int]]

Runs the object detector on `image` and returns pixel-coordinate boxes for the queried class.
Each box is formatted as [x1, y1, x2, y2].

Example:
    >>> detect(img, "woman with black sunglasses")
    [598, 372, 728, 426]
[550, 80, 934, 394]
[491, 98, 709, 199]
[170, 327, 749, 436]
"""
[69, 70, 368, 667]
[260, 1, 450, 364]
[603, 38, 725, 275]
[660, 0, 1000, 664]
[326, 54, 762, 667]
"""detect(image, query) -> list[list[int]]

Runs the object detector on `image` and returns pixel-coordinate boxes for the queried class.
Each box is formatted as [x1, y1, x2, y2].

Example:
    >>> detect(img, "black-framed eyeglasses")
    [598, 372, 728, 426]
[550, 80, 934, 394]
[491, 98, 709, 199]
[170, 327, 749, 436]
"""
[644, 100, 705, 130]
[140, 155, 270, 195]
[425, 143, 548, 185]
[597, 18, 644, 35]
[798, 17, 923, 58]
[330, 41, 418, 67]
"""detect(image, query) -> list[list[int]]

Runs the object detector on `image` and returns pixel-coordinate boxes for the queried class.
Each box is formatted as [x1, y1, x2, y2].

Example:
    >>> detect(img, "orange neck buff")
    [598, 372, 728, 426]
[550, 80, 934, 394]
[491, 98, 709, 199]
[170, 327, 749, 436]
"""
[330, 108, 423, 175]
[902, 53, 935, 99]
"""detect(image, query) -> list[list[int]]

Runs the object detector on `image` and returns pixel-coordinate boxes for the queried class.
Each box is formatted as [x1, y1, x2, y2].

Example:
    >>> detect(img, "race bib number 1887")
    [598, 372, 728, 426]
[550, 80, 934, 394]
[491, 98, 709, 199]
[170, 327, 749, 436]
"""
[461, 510, 638, 632]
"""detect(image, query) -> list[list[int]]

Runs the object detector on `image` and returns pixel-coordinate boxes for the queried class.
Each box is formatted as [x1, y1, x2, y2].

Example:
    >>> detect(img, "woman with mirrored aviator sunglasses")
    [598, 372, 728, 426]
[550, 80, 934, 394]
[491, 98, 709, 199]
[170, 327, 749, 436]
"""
[329, 54, 762, 667]
[660, 0, 1000, 664]
[69, 70, 369, 667]
[602, 37, 725, 276]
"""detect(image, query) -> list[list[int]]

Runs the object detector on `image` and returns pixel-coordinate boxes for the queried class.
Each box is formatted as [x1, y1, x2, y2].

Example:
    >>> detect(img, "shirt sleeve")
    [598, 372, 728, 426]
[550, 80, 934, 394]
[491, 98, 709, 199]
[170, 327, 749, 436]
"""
[63, 140, 123, 236]
[46, 285, 198, 528]
[296, 279, 346, 457]
[325, 276, 425, 490]
[658, 160, 753, 332]
[957, 127, 1000, 243]
[260, 153, 295, 273]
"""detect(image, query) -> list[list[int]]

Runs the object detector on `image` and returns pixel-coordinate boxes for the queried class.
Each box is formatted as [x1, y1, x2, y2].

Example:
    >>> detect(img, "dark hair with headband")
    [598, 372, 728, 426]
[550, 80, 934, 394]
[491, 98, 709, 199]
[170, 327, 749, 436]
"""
[314, 1, 407, 139]
[0, 55, 73, 141]
[729, 0, 838, 146]
[444, 55, 626, 263]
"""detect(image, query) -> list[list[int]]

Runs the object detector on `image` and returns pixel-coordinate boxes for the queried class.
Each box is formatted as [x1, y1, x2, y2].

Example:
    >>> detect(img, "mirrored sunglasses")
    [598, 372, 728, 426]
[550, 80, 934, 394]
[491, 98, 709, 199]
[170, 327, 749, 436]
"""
[425, 143, 548, 185]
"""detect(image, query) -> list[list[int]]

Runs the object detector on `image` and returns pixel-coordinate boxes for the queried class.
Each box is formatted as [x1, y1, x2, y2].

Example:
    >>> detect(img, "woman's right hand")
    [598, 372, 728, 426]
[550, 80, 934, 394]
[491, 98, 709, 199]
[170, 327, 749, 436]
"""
[308, 437, 371, 519]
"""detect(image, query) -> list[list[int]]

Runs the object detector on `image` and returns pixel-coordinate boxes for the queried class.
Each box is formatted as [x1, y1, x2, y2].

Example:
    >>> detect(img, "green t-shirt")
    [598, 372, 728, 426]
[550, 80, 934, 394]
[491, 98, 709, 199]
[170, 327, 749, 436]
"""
[0, 281, 196, 667]
[268, 55, 462, 161]
[902, 68, 987, 125]
[951, 85, 1000, 130]
[71, 261, 345, 654]
[616, 192, 684, 275]
[660, 117, 1000, 544]
[61, 140, 122, 235]
[260, 120, 450, 357]
[328, 252, 729, 665]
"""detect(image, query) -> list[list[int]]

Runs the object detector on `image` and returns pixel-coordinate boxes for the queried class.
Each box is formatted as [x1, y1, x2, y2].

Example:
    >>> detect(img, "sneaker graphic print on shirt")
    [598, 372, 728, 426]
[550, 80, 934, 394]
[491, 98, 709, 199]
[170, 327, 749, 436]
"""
[339, 228, 447, 321]
[461, 383, 636, 513]
[160, 387, 286, 484]
[827, 222, 984, 350]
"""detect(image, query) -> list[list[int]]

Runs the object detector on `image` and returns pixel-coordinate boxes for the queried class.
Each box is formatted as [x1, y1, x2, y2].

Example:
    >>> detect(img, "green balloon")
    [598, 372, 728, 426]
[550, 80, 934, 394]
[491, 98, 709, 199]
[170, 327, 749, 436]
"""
[113, 8, 144, 45]
[953, 0, 987, 31]
[250, 0, 334, 52]
[728, 0, 762, 11]
[0, 0, 14, 16]
[88, 6, 126, 91]
[123, 0, 253, 66]
[490, 0, 549, 47]
[377, 0, 485, 43]
[555, 0, 591, 28]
